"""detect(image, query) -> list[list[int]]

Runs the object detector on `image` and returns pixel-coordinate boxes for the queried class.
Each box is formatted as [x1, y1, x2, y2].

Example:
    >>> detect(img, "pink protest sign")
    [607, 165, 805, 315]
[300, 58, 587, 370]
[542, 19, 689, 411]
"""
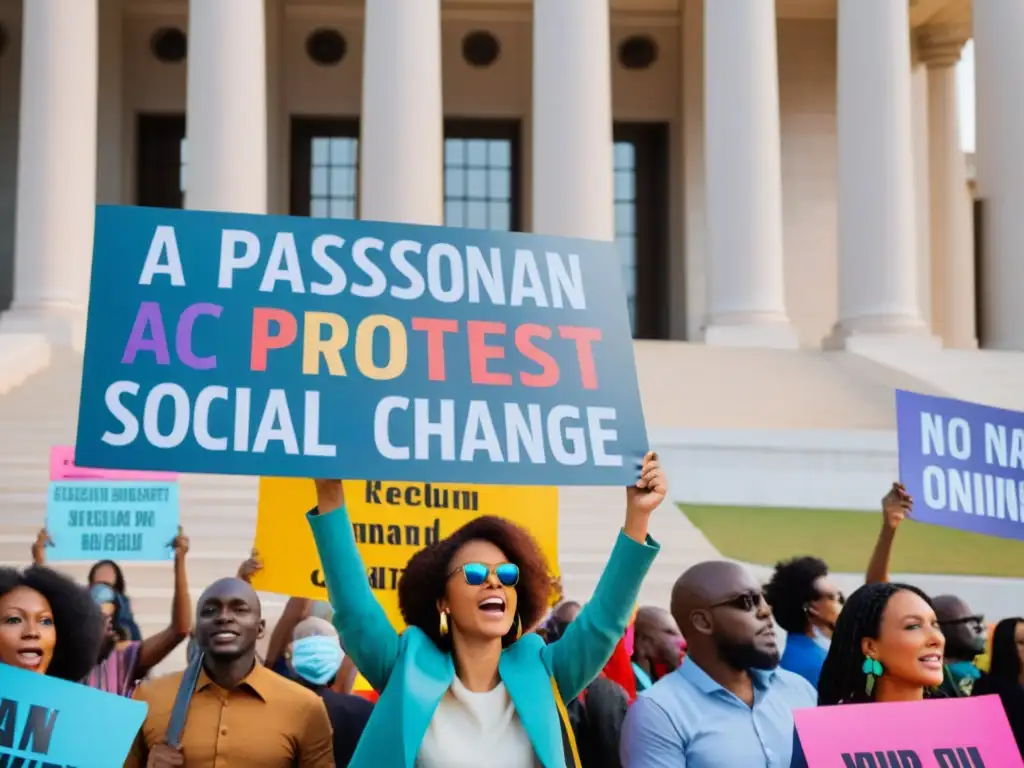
[50, 446, 178, 482]
[794, 695, 1023, 767]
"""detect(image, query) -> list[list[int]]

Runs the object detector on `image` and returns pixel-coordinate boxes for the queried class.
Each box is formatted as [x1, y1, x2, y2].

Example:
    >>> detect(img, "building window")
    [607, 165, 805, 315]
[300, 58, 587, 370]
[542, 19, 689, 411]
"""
[443, 120, 521, 231]
[614, 141, 638, 330]
[290, 119, 360, 218]
[136, 114, 186, 209]
[613, 123, 669, 339]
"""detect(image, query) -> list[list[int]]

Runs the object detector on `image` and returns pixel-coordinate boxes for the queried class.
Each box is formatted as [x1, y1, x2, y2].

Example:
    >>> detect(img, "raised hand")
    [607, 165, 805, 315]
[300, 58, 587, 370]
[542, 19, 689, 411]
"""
[31, 528, 52, 565]
[312, 478, 345, 514]
[626, 451, 667, 517]
[237, 548, 264, 583]
[171, 526, 190, 559]
[881, 482, 912, 530]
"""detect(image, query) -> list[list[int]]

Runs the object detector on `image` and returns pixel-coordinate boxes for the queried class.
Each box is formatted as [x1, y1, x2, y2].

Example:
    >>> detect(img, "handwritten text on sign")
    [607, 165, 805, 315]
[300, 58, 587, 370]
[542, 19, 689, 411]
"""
[45, 480, 180, 561]
[75, 206, 647, 485]
[251, 478, 559, 628]
[896, 390, 1024, 542]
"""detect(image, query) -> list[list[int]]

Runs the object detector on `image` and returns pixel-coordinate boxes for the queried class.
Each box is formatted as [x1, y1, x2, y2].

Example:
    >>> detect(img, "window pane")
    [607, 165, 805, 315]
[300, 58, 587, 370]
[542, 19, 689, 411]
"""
[466, 200, 487, 229]
[489, 202, 510, 231]
[467, 168, 487, 198]
[466, 140, 488, 166]
[310, 198, 328, 218]
[312, 138, 329, 165]
[445, 200, 464, 227]
[489, 169, 510, 199]
[489, 141, 510, 168]
[311, 167, 328, 196]
[445, 168, 464, 197]
[446, 139, 465, 165]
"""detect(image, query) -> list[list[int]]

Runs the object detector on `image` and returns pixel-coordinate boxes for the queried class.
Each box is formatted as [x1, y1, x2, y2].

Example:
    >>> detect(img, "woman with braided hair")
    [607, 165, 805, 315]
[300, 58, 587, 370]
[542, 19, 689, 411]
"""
[817, 581, 946, 706]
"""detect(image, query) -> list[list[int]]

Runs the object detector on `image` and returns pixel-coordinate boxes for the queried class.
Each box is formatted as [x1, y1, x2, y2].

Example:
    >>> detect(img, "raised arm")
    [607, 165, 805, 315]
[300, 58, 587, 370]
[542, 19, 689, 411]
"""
[865, 482, 912, 585]
[307, 479, 401, 692]
[543, 452, 664, 701]
[30, 528, 51, 566]
[137, 528, 191, 676]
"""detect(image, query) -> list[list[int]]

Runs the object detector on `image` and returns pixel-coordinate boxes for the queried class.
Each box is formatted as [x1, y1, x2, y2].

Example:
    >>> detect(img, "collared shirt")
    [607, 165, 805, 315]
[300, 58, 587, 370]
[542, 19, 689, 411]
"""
[779, 633, 827, 689]
[633, 662, 654, 693]
[125, 663, 335, 768]
[619, 657, 816, 768]
[941, 660, 982, 697]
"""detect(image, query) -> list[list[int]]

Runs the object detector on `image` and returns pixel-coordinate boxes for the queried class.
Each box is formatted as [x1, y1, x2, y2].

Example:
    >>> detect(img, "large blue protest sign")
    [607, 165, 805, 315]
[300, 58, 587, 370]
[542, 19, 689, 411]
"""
[75, 205, 648, 485]
[896, 390, 1024, 542]
[0, 664, 147, 767]
[45, 480, 180, 561]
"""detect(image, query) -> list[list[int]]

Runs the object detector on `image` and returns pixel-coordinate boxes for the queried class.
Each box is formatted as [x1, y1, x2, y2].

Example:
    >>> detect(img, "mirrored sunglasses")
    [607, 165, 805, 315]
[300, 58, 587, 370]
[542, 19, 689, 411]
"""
[450, 562, 520, 587]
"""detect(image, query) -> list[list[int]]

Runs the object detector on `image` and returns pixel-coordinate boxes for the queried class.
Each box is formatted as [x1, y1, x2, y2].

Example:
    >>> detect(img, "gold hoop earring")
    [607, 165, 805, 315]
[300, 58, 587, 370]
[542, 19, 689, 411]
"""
[439, 611, 449, 637]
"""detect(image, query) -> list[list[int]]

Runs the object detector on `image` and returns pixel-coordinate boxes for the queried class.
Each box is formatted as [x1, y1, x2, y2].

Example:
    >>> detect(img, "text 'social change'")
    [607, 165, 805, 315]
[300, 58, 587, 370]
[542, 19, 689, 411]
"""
[76, 206, 648, 485]
[896, 390, 1024, 542]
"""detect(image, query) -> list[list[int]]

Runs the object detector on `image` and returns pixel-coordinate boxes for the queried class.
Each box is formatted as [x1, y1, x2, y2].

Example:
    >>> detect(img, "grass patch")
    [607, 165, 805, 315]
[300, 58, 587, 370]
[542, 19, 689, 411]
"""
[679, 503, 1024, 578]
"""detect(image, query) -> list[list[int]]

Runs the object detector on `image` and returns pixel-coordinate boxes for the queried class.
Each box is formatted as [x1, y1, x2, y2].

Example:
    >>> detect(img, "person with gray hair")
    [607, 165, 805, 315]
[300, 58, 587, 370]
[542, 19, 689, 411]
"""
[290, 615, 374, 766]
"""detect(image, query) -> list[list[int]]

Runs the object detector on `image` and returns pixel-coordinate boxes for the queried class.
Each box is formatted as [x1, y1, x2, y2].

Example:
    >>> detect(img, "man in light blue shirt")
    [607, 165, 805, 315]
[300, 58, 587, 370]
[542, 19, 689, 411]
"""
[620, 561, 817, 767]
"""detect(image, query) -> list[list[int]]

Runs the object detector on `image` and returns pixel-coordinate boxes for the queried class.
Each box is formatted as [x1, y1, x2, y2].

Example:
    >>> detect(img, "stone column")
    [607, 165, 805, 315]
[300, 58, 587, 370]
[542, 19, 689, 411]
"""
[532, 0, 614, 240]
[703, 0, 797, 348]
[974, 2, 1024, 350]
[360, 0, 443, 224]
[185, 0, 267, 213]
[827, 0, 931, 349]
[919, 25, 976, 349]
[0, 0, 98, 348]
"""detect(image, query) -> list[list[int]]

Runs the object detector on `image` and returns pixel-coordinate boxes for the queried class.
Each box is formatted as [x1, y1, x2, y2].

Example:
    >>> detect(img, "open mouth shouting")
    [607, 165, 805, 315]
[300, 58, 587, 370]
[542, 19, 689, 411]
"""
[14, 646, 44, 670]
[478, 596, 506, 617]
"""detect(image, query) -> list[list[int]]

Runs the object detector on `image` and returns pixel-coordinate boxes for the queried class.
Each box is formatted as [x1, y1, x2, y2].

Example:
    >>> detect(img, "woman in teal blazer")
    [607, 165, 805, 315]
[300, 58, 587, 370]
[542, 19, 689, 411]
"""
[305, 452, 665, 767]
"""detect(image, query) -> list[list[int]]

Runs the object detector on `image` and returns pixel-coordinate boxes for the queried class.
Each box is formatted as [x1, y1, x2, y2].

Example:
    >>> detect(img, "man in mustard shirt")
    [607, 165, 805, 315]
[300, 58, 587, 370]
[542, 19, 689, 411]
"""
[126, 577, 334, 767]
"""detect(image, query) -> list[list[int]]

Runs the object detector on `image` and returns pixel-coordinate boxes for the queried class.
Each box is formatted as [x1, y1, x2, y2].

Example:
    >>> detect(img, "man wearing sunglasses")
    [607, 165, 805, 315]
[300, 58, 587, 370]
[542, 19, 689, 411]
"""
[620, 561, 816, 768]
[934, 594, 987, 697]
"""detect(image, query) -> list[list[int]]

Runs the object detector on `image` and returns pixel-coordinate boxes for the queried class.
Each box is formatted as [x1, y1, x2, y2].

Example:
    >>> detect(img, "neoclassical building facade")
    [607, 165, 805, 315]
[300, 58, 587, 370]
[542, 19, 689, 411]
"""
[0, 0, 1008, 354]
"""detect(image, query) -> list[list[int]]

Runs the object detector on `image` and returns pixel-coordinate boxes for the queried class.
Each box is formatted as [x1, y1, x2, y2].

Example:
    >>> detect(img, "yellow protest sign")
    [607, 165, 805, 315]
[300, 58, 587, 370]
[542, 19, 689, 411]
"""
[252, 478, 560, 631]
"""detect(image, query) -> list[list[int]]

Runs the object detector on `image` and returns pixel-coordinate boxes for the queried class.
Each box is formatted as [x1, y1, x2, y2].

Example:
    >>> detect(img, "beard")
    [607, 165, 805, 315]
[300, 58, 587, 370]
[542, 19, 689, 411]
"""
[715, 635, 779, 671]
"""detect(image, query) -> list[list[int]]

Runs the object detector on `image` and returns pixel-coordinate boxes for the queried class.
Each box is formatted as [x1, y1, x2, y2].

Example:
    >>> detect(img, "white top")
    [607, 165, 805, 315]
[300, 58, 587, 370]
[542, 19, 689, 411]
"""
[416, 676, 540, 767]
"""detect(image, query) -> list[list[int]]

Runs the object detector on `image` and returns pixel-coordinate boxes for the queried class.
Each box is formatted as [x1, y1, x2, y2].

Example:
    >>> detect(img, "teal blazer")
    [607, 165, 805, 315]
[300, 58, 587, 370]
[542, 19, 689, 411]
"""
[308, 505, 659, 768]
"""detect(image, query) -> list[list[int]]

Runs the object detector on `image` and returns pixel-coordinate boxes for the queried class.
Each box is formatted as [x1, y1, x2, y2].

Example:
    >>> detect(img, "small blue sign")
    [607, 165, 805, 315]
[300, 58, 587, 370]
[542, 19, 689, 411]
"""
[0, 664, 148, 767]
[45, 480, 180, 561]
[896, 390, 1024, 542]
[75, 205, 649, 486]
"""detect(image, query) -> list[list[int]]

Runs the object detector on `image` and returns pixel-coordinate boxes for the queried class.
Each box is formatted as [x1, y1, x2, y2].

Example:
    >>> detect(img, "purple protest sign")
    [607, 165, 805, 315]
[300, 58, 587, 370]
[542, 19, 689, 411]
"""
[896, 390, 1024, 542]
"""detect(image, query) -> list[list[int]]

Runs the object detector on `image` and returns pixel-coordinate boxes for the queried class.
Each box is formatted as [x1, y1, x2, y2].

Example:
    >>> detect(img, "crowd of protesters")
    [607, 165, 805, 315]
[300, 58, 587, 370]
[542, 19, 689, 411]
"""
[1, 462, 1022, 766]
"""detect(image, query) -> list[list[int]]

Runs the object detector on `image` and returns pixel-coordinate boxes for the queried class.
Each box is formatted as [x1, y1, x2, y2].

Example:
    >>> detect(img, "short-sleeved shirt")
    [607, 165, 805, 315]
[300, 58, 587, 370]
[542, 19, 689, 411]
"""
[619, 658, 817, 768]
[779, 633, 828, 689]
[125, 662, 335, 768]
[82, 640, 142, 698]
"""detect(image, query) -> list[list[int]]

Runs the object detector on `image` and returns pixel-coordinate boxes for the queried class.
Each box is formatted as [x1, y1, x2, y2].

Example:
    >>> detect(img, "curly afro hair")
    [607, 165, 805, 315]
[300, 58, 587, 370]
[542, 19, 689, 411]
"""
[398, 515, 554, 649]
[0, 565, 105, 682]
[763, 556, 829, 634]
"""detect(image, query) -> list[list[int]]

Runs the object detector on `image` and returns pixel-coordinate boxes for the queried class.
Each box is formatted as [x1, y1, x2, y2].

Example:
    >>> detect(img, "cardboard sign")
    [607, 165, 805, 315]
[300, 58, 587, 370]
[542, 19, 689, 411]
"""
[50, 445, 178, 482]
[76, 205, 647, 486]
[251, 478, 559, 625]
[896, 390, 1024, 541]
[0, 664, 148, 768]
[45, 480, 180, 561]
[793, 695, 1023, 767]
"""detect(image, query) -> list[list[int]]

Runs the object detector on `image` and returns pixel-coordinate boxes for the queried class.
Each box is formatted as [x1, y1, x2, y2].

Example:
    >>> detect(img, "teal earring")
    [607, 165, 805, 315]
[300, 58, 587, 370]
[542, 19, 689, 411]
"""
[862, 656, 883, 697]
